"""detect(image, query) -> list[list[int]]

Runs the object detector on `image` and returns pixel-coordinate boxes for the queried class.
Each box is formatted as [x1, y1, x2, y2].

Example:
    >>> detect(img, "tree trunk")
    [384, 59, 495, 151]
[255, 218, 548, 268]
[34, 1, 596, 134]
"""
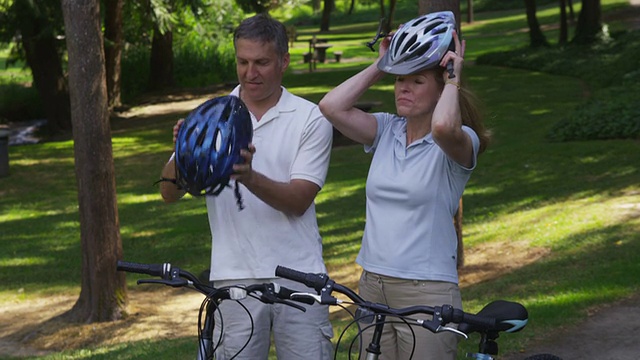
[104, 0, 124, 109]
[14, 1, 71, 134]
[467, 0, 474, 23]
[559, 0, 568, 45]
[149, 26, 174, 91]
[379, 0, 386, 20]
[419, 0, 461, 30]
[524, 0, 550, 47]
[382, 0, 397, 34]
[320, 0, 334, 32]
[572, 0, 602, 44]
[61, 0, 127, 323]
[568, 0, 575, 22]
[384, 0, 398, 33]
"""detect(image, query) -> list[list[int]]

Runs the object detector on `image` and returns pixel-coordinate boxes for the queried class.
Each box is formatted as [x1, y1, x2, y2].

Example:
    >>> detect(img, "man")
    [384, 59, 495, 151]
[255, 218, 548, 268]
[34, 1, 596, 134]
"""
[159, 14, 334, 360]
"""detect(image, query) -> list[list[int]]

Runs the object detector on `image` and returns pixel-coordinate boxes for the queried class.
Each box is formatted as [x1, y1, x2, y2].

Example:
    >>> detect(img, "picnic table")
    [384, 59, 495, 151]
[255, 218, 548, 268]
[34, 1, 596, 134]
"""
[305, 36, 334, 72]
[313, 43, 333, 63]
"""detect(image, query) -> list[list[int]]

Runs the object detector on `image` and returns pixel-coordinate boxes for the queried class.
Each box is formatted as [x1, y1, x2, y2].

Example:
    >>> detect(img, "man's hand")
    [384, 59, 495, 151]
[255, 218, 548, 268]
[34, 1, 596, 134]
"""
[172, 119, 185, 144]
[231, 144, 256, 184]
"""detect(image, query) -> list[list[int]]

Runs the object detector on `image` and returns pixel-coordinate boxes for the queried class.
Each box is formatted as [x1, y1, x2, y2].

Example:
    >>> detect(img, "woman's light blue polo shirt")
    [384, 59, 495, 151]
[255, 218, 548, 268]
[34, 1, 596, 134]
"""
[356, 112, 480, 284]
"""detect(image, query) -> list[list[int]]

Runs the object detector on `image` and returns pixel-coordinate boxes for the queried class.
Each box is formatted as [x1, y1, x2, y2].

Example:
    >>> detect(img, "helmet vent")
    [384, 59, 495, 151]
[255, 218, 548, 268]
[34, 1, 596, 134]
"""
[221, 104, 232, 122]
[412, 17, 427, 27]
[196, 124, 208, 147]
[393, 32, 409, 55]
[400, 34, 418, 55]
[213, 128, 221, 152]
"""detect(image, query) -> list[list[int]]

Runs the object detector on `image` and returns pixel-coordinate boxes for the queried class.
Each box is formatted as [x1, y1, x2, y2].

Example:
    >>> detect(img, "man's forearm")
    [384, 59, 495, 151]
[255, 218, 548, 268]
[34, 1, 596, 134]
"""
[160, 158, 186, 203]
[242, 171, 318, 217]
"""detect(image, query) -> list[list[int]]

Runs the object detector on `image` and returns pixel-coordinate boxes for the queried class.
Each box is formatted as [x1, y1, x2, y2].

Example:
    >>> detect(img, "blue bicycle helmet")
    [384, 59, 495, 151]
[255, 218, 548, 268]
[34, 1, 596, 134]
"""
[174, 95, 253, 207]
[378, 11, 456, 75]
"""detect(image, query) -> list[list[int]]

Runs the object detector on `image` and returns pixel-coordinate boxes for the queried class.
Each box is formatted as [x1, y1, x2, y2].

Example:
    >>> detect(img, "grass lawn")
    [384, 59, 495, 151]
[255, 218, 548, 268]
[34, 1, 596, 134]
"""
[1, 1, 639, 359]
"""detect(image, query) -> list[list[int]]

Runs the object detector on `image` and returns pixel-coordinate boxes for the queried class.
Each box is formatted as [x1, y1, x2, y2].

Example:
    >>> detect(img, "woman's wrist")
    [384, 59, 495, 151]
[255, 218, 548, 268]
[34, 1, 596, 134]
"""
[445, 80, 460, 90]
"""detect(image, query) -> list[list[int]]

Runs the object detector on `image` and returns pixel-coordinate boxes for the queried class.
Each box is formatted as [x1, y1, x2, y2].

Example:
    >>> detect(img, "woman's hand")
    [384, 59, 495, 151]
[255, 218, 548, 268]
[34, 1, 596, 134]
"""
[439, 30, 466, 81]
[378, 31, 393, 59]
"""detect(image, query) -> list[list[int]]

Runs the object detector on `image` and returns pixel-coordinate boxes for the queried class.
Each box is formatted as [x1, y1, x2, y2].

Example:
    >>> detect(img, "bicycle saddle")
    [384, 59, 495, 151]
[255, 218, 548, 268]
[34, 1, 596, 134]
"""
[458, 300, 529, 335]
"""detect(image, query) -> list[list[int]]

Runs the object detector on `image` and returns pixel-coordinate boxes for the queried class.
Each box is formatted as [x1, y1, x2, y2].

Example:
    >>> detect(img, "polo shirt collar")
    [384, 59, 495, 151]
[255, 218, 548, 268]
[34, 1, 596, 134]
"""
[230, 86, 294, 129]
[392, 117, 434, 148]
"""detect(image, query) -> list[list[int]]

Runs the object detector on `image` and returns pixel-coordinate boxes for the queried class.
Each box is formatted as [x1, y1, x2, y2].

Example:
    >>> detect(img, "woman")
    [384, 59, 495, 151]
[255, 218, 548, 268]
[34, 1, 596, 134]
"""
[318, 11, 490, 360]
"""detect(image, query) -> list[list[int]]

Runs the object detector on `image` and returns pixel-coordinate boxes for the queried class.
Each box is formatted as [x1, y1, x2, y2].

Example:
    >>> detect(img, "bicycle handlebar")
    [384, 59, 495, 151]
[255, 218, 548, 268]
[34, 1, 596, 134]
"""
[117, 260, 311, 311]
[274, 265, 533, 336]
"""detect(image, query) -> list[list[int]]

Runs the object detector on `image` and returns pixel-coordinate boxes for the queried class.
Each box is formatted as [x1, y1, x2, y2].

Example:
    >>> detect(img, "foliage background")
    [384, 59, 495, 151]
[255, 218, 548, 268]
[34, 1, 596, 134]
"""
[0, 0, 639, 358]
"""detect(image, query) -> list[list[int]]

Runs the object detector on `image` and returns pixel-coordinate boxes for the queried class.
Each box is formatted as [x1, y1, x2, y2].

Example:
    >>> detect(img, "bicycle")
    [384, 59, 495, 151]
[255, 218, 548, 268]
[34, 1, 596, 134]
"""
[274, 265, 561, 360]
[116, 260, 310, 360]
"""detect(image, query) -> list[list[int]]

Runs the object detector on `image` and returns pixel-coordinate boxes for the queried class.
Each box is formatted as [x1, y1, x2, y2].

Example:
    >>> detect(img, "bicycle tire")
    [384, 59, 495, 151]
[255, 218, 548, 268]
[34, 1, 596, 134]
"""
[523, 354, 563, 360]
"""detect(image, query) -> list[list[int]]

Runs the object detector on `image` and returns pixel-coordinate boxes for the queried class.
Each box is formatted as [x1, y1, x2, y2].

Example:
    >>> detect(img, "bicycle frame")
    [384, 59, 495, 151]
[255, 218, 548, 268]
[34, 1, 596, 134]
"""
[362, 313, 386, 360]
[275, 265, 539, 360]
[197, 298, 218, 360]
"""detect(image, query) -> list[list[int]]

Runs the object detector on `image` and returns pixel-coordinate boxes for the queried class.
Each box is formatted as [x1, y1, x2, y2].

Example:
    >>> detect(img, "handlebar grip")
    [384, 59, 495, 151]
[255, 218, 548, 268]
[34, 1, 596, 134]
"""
[275, 265, 329, 292]
[116, 260, 168, 277]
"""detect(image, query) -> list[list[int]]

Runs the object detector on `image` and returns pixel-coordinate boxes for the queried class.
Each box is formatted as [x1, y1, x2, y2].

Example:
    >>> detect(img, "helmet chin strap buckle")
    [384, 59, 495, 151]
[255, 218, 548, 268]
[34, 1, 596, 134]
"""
[447, 60, 455, 79]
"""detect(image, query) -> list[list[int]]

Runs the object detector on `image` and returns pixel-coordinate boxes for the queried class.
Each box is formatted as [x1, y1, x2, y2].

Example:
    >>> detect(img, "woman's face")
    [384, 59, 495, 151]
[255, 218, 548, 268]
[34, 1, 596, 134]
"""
[394, 70, 441, 119]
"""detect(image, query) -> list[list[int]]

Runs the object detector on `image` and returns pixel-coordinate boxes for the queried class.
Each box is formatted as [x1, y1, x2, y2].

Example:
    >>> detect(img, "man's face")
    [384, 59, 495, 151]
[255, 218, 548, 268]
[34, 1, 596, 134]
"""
[235, 38, 289, 105]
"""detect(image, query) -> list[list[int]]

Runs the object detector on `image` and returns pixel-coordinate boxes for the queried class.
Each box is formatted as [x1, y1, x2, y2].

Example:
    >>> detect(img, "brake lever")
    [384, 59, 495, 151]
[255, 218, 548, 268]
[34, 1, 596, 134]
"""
[256, 291, 307, 312]
[437, 325, 468, 339]
[291, 292, 322, 304]
[291, 290, 342, 306]
[253, 288, 307, 312]
[278, 299, 306, 312]
[366, 17, 387, 52]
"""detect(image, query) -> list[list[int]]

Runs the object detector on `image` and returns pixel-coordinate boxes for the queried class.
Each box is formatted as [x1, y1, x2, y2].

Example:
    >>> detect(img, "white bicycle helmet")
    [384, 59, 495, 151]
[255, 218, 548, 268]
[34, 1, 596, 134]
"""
[378, 11, 456, 75]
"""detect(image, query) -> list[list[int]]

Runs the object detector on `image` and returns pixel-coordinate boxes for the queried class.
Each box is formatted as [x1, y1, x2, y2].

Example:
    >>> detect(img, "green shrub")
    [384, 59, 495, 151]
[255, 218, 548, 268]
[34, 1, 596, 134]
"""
[173, 35, 236, 88]
[120, 45, 151, 103]
[477, 29, 640, 142]
[548, 83, 640, 141]
[120, 37, 236, 102]
[477, 30, 640, 89]
[0, 82, 43, 122]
